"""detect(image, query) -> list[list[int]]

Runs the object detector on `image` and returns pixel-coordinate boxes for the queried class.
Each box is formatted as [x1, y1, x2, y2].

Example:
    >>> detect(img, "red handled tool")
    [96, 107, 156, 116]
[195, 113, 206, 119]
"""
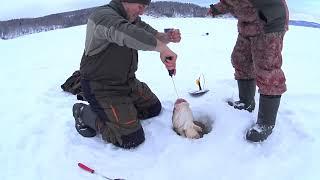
[78, 163, 125, 180]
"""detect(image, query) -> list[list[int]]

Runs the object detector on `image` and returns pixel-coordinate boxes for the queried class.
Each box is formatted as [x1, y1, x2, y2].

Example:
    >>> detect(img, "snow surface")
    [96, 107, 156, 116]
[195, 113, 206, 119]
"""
[1, 16, 320, 180]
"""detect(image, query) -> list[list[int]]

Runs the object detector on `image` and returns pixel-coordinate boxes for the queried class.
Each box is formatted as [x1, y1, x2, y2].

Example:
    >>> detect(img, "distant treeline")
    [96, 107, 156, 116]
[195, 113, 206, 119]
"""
[146, 1, 207, 17]
[0, 1, 208, 40]
[1, 1, 320, 40]
[289, 20, 320, 28]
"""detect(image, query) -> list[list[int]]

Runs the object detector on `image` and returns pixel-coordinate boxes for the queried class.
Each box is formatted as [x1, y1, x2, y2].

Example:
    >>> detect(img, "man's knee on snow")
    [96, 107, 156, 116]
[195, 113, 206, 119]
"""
[101, 124, 145, 149]
[137, 100, 162, 120]
[119, 127, 145, 149]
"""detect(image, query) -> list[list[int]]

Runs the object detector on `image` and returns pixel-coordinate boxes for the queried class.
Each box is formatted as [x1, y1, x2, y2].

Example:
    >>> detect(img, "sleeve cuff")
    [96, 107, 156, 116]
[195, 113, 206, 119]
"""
[210, 4, 222, 16]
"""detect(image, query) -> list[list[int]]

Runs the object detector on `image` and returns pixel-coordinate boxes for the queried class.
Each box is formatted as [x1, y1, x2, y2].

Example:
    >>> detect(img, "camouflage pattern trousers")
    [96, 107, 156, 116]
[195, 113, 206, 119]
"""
[231, 32, 287, 95]
[81, 78, 161, 149]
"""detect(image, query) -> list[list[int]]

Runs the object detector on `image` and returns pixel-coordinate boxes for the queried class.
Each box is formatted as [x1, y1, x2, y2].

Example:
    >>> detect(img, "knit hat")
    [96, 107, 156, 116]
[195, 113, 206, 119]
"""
[120, 0, 151, 5]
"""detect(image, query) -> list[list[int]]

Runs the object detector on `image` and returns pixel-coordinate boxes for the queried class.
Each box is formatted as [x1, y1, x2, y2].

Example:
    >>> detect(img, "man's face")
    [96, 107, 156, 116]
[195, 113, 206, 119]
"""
[123, 3, 147, 22]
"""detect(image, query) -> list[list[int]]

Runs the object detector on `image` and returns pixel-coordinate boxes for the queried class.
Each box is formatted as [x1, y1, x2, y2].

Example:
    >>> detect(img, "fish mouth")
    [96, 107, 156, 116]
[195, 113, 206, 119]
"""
[175, 98, 187, 105]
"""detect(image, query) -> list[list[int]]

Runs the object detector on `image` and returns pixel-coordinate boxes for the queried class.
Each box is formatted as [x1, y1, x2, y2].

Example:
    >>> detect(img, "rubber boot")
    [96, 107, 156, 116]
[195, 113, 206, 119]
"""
[246, 94, 281, 142]
[73, 103, 97, 137]
[228, 79, 256, 112]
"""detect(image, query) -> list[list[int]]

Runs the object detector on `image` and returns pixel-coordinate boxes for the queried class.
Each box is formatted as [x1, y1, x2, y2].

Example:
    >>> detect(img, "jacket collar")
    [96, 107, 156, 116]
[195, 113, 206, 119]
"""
[108, 0, 129, 20]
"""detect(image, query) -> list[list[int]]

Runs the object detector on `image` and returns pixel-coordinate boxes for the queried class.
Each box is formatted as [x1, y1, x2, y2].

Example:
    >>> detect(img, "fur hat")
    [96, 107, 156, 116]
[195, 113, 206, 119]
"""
[120, 0, 151, 5]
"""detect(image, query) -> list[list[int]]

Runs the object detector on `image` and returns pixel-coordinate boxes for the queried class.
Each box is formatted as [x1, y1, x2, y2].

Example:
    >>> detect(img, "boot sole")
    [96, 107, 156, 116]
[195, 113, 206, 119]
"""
[73, 103, 97, 138]
[226, 100, 254, 113]
[244, 128, 272, 143]
[75, 123, 97, 138]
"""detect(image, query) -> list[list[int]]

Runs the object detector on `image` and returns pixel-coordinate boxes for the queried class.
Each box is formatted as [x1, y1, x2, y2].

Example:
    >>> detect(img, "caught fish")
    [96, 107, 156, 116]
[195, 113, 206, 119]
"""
[172, 98, 204, 139]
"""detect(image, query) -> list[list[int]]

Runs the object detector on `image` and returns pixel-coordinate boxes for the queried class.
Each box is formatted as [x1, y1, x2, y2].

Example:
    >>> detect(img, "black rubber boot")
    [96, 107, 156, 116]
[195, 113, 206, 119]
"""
[228, 79, 256, 112]
[246, 94, 281, 142]
[73, 103, 97, 137]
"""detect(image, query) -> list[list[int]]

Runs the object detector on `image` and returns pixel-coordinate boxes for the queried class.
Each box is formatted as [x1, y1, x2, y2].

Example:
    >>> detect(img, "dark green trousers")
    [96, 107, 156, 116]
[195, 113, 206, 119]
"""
[81, 78, 161, 149]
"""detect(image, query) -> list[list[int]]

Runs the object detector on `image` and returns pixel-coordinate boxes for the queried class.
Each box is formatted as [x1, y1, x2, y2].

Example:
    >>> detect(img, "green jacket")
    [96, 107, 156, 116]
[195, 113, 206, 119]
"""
[80, 0, 157, 93]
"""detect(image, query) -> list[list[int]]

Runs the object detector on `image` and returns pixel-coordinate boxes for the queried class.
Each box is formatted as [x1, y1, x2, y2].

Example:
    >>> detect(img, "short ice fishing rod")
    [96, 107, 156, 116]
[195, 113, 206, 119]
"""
[165, 57, 179, 98]
[78, 162, 125, 180]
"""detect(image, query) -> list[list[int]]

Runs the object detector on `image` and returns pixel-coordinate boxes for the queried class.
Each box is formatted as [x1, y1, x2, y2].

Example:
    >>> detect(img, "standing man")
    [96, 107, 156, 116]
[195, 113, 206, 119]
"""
[208, 0, 289, 142]
[73, 0, 181, 149]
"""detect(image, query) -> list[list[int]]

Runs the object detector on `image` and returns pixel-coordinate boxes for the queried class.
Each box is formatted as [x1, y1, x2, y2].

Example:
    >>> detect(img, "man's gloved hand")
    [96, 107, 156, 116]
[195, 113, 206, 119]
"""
[154, 39, 178, 75]
[160, 48, 177, 75]
[156, 29, 181, 44]
[166, 29, 181, 43]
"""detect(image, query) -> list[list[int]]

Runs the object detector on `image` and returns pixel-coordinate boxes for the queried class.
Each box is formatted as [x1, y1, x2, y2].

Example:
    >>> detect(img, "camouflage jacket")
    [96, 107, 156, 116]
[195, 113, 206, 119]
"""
[210, 0, 289, 36]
